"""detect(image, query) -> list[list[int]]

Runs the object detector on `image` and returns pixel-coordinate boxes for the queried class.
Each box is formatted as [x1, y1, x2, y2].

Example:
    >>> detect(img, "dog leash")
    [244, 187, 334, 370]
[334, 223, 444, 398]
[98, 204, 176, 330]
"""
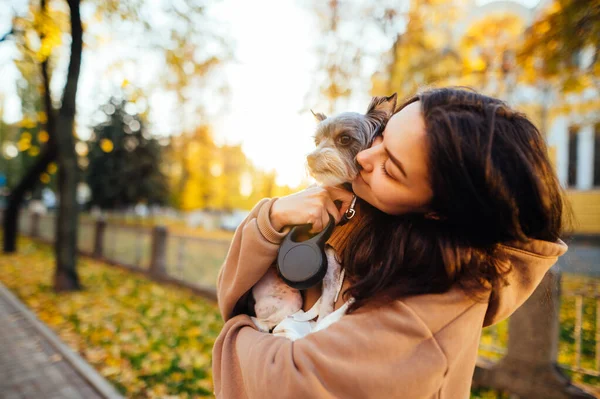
[339, 194, 357, 225]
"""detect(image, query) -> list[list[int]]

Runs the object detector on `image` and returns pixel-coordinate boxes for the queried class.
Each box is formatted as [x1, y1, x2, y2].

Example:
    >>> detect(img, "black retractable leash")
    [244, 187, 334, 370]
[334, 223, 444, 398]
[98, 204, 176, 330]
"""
[276, 194, 357, 290]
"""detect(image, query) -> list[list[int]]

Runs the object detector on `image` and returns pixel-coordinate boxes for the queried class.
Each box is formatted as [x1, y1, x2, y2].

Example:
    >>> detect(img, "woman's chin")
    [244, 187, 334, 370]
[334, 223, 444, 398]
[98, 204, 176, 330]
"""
[351, 179, 367, 199]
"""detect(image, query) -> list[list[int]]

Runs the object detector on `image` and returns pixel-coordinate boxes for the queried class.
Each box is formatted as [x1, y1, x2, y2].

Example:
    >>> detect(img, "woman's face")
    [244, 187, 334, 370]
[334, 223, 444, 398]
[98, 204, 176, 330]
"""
[352, 101, 433, 215]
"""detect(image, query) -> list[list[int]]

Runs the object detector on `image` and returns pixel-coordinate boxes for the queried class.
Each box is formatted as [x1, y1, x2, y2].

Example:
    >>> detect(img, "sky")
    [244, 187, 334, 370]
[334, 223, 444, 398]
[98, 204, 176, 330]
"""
[1, 0, 542, 187]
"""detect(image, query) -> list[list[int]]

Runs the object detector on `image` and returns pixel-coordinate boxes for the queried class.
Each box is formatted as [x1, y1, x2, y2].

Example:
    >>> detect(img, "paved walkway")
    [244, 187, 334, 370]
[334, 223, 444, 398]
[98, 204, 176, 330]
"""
[0, 282, 123, 399]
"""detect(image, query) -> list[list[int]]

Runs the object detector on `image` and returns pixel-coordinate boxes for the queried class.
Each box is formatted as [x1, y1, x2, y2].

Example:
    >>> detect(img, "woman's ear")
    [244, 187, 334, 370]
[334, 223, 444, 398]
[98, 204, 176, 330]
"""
[366, 93, 397, 119]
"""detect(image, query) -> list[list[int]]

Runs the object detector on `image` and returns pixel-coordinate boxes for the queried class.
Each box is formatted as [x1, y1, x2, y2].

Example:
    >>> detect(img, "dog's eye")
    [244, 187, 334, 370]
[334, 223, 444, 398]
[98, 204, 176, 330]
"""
[337, 135, 352, 146]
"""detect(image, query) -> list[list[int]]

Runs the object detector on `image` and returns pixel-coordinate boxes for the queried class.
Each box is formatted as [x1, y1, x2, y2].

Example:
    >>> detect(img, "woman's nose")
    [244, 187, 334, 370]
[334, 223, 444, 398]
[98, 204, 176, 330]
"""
[356, 141, 381, 173]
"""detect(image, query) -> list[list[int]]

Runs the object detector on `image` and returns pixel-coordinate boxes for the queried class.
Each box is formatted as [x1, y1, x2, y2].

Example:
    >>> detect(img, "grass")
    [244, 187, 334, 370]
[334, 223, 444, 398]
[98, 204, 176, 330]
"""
[0, 237, 222, 398]
[1, 236, 598, 397]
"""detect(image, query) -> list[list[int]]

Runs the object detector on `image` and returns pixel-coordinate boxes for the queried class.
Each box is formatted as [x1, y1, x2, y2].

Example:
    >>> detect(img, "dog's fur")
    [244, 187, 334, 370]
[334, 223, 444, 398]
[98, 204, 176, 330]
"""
[250, 94, 398, 333]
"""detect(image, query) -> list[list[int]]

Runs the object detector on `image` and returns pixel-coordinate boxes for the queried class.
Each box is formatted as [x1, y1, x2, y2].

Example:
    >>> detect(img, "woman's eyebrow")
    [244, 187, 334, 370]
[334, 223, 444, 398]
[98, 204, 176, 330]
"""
[385, 146, 408, 178]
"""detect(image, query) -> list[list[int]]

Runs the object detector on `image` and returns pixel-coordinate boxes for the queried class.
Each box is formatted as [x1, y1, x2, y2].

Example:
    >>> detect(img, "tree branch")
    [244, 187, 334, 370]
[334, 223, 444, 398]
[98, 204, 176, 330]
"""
[0, 28, 14, 43]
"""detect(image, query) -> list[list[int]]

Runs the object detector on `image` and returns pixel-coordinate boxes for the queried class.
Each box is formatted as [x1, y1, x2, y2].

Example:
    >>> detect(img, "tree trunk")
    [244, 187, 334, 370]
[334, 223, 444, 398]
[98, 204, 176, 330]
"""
[2, 23, 56, 253]
[3, 146, 56, 252]
[53, 0, 83, 292]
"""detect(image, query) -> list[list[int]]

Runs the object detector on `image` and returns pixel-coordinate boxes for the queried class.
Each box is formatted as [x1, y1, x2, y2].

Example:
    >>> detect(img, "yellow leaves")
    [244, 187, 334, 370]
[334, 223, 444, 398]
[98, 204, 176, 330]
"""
[28, 146, 40, 157]
[18, 139, 31, 152]
[0, 237, 225, 397]
[100, 139, 114, 153]
[101, 366, 121, 377]
[40, 173, 51, 184]
[192, 353, 210, 369]
[47, 162, 58, 174]
[20, 118, 37, 129]
[86, 347, 108, 363]
[149, 384, 168, 398]
[186, 326, 203, 338]
[31, 7, 63, 62]
[195, 378, 214, 391]
[38, 130, 49, 143]
[538, 20, 552, 35]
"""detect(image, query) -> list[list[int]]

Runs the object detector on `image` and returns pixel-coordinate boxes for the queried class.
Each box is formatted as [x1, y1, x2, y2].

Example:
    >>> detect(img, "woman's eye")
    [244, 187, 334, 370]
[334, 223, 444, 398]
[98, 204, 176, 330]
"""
[338, 135, 352, 145]
[381, 161, 391, 177]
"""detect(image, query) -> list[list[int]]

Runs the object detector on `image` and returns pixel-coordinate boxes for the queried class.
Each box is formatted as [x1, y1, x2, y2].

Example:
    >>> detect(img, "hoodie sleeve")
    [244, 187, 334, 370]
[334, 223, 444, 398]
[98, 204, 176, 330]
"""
[216, 198, 289, 321]
[211, 301, 447, 399]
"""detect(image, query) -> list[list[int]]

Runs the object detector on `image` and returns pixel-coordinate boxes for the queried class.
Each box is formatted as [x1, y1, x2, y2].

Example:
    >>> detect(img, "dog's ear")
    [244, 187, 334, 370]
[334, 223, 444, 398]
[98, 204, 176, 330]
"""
[366, 93, 397, 119]
[311, 109, 327, 122]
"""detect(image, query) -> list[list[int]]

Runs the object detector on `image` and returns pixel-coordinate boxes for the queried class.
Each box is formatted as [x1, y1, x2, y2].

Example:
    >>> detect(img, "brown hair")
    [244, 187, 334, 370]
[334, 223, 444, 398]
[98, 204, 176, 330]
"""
[341, 87, 565, 313]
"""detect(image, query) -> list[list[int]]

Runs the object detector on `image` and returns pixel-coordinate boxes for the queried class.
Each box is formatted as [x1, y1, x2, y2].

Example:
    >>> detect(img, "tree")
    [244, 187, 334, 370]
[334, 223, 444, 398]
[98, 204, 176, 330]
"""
[305, 0, 403, 113]
[518, 0, 600, 94]
[179, 125, 217, 211]
[2, 0, 230, 291]
[516, 0, 599, 134]
[86, 98, 169, 209]
[90, 0, 232, 134]
[2, 0, 62, 255]
[459, 13, 525, 99]
[369, 0, 464, 100]
[53, 0, 84, 291]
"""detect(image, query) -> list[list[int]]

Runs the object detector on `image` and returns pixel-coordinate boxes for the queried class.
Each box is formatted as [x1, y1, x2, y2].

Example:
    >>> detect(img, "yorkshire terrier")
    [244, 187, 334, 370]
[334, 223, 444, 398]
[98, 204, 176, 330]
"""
[250, 94, 398, 335]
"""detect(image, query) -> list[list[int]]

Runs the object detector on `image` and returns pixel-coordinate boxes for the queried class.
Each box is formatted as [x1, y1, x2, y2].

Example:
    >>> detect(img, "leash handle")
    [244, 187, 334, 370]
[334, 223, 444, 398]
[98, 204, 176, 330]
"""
[276, 214, 335, 290]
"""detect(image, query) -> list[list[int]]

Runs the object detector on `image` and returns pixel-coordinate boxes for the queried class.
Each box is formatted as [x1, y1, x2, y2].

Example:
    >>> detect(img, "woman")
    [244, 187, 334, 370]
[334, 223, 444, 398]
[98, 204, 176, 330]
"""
[212, 88, 568, 398]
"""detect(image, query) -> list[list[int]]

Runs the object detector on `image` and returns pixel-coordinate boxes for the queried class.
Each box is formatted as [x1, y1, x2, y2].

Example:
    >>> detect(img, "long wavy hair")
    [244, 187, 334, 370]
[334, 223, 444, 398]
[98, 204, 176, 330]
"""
[341, 87, 566, 313]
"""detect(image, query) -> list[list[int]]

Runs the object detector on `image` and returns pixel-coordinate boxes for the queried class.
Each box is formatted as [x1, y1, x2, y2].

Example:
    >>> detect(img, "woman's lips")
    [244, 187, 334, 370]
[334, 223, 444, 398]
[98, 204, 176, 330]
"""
[358, 172, 370, 187]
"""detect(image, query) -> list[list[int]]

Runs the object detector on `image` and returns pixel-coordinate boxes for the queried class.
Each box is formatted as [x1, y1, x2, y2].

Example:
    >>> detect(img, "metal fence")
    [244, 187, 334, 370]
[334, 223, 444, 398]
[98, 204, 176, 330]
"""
[8, 210, 600, 398]
[561, 290, 600, 378]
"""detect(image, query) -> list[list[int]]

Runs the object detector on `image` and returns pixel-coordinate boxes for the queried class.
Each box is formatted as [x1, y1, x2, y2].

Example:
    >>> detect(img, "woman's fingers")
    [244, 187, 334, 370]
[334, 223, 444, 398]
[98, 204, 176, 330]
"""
[324, 198, 342, 224]
[270, 186, 349, 233]
[323, 185, 354, 215]
[308, 209, 329, 234]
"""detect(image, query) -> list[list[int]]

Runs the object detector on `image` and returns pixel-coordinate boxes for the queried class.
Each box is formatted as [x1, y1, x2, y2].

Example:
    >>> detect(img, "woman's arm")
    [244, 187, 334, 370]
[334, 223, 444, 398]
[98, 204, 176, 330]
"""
[216, 198, 288, 321]
[216, 187, 353, 321]
[212, 301, 447, 399]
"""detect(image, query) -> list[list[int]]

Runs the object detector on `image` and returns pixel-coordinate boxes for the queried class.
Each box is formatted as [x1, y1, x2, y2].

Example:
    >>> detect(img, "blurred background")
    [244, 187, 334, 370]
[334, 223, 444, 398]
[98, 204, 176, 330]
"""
[1, 0, 599, 229]
[0, 0, 599, 398]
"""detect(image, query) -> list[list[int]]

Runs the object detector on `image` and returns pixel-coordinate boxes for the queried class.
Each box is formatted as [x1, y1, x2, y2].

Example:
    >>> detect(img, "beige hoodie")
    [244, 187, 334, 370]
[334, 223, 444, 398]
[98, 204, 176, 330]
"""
[212, 198, 568, 399]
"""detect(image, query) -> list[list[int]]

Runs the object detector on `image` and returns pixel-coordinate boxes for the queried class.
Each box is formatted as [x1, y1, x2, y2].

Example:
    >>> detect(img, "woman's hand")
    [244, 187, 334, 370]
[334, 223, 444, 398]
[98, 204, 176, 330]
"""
[270, 186, 354, 234]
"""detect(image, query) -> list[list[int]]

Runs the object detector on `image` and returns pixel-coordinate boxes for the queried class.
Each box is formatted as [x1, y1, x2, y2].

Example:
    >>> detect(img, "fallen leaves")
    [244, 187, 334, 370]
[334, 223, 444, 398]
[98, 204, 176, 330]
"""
[0, 238, 223, 398]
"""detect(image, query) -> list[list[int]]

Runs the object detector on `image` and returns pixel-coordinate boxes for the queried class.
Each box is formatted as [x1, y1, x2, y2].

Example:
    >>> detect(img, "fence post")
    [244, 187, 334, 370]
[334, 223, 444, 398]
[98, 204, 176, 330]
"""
[93, 218, 106, 258]
[473, 267, 595, 398]
[30, 212, 40, 238]
[149, 226, 168, 278]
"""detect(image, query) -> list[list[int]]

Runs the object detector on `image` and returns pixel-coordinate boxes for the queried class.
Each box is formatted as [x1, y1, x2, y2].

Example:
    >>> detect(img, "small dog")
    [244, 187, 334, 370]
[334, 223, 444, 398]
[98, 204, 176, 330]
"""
[250, 94, 398, 334]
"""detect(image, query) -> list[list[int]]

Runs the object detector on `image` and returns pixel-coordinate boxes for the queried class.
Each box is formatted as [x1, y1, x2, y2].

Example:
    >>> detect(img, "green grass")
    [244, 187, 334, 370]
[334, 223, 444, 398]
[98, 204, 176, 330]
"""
[0, 237, 221, 398]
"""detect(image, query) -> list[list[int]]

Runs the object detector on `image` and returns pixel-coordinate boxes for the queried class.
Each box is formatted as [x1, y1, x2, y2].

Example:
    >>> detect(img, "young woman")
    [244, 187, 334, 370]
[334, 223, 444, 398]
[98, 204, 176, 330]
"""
[212, 88, 568, 398]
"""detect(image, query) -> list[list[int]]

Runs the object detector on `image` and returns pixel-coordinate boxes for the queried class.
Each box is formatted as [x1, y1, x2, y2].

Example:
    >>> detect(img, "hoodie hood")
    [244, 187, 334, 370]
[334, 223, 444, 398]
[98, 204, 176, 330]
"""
[484, 238, 568, 327]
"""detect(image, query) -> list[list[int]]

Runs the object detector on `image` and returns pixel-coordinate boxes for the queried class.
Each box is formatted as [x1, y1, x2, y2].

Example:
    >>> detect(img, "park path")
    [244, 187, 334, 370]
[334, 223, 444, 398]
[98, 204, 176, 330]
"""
[0, 282, 123, 399]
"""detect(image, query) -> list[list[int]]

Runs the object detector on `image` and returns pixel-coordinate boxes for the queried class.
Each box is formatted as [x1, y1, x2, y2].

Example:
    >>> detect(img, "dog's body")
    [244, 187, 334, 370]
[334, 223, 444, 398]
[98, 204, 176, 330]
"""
[250, 94, 398, 334]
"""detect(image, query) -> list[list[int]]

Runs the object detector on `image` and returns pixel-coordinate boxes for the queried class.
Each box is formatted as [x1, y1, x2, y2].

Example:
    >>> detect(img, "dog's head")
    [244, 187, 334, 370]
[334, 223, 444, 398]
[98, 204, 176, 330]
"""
[307, 93, 397, 186]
